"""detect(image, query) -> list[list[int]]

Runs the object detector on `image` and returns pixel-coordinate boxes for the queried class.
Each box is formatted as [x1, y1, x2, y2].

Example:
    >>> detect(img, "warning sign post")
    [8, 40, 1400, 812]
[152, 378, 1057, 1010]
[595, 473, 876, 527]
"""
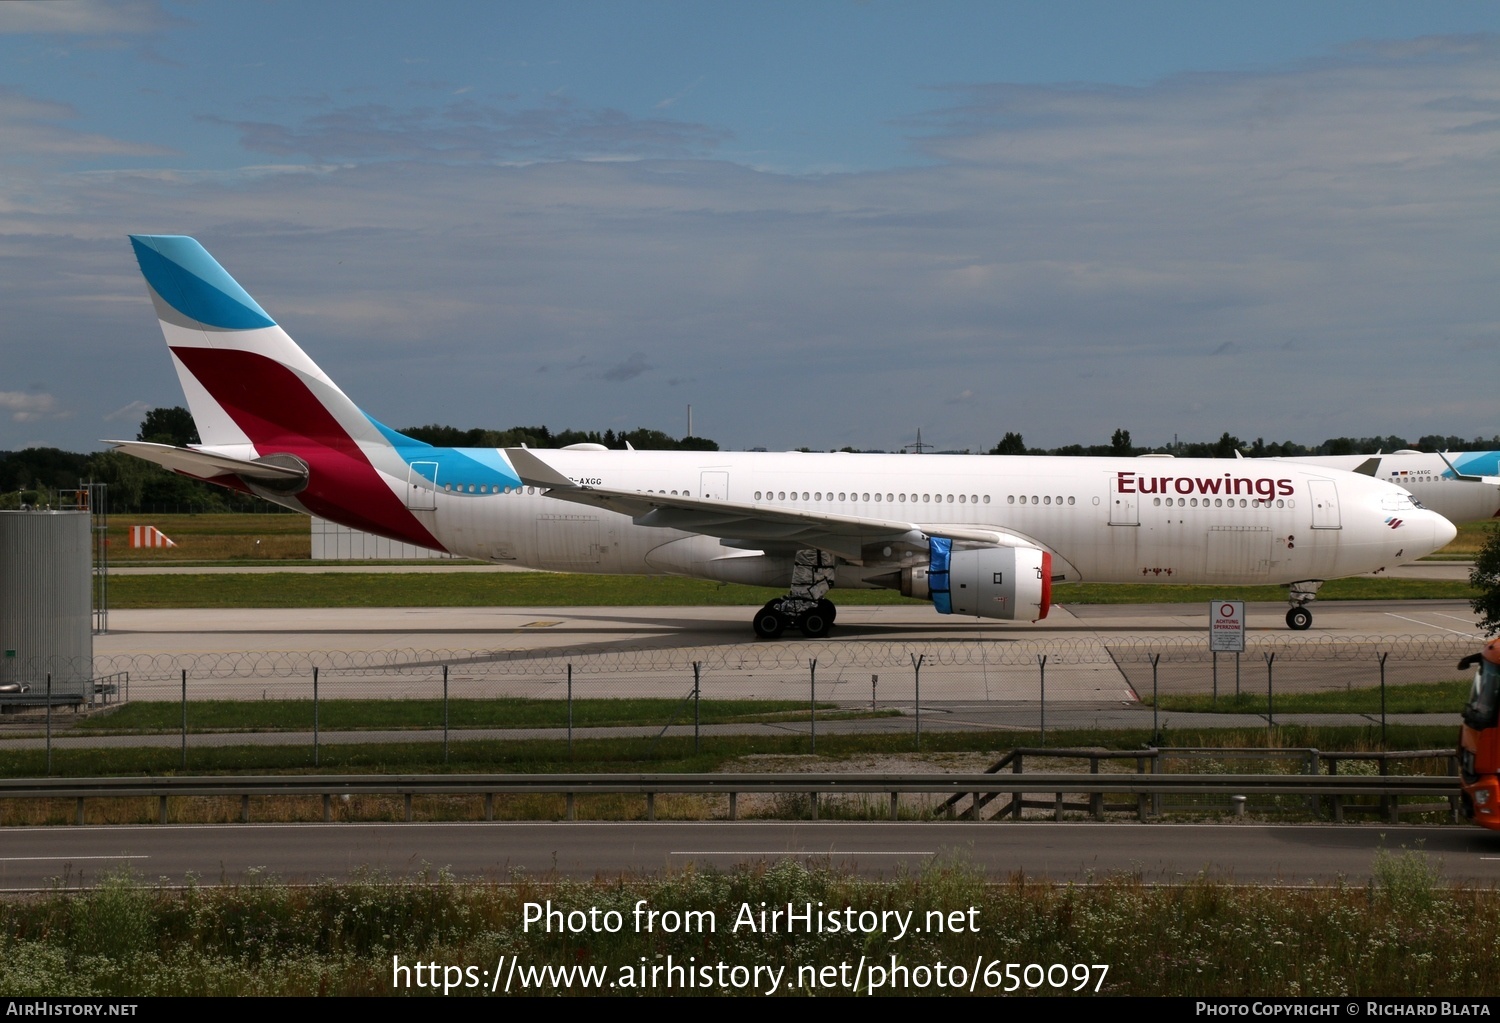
[1209, 601, 1246, 653]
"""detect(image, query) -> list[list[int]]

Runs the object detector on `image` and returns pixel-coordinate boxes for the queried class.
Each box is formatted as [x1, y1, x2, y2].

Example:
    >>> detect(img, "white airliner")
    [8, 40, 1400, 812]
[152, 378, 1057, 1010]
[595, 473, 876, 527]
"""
[112, 236, 1457, 635]
[1257, 450, 1500, 525]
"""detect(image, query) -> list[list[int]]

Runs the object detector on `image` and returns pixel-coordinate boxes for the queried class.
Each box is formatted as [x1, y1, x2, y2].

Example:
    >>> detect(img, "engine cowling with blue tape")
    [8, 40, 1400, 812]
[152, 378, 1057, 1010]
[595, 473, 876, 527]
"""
[900, 538, 1052, 621]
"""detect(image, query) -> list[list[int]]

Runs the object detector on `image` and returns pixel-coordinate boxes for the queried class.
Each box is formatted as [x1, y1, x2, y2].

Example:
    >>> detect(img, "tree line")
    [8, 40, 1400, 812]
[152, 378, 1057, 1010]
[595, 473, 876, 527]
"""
[987, 428, 1500, 458]
[6, 408, 1500, 513]
[0, 408, 718, 513]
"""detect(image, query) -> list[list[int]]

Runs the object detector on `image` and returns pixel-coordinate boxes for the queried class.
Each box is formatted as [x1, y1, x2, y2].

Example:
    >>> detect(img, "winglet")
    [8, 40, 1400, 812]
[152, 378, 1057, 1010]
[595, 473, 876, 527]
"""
[504, 447, 577, 489]
[1437, 450, 1500, 485]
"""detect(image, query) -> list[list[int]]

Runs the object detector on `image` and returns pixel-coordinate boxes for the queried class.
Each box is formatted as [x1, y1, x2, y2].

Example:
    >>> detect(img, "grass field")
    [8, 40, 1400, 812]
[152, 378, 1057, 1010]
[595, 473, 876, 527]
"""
[108, 513, 309, 562]
[3, 853, 1492, 996]
[0, 724, 1457, 781]
[1144, 680, 1469, 714]
[105, 570, 1478, 608]
[75, 697, 862, 732]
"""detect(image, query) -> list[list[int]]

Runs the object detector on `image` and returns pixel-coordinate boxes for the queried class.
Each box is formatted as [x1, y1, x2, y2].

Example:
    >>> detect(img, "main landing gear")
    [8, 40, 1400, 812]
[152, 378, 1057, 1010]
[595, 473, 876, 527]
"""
[1284, 580, 1322, 631]
[752, 549, 838, 639]
[753, 597, 838, 639]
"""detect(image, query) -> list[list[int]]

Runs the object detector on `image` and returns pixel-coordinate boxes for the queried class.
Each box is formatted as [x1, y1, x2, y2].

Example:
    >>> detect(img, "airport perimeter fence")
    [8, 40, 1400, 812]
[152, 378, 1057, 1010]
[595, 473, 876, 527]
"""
[0, 633, 1480, 766]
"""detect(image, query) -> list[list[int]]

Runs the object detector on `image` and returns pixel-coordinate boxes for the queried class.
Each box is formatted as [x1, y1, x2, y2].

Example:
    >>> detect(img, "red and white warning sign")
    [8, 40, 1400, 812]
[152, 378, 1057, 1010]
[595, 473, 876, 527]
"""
[129, 525, 177, 548]
[1209, 600, 1245, 652]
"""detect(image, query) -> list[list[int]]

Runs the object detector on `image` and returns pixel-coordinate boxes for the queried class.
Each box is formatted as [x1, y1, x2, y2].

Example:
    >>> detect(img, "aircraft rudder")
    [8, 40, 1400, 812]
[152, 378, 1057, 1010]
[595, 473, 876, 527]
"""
[129, 235, 277, 331]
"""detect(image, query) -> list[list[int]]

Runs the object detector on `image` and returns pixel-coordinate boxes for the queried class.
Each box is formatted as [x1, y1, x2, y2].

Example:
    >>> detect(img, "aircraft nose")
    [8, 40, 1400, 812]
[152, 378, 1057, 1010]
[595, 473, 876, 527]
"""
[1432, 511, 1458, 551]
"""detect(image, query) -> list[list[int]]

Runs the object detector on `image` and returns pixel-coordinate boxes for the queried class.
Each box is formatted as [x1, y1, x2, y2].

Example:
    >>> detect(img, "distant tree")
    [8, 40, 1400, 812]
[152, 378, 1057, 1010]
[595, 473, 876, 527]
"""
[1472, 527, 1500, 635]
[137, 406, 199, 447]
[990, 432, 1027, 456]
[1110, 429, 1132, 456]
[1211, 432, 1241, 459]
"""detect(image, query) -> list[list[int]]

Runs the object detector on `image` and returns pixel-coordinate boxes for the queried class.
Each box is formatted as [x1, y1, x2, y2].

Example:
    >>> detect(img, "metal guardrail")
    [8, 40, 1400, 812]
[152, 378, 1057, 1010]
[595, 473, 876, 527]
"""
[0, 771, 1459, 826]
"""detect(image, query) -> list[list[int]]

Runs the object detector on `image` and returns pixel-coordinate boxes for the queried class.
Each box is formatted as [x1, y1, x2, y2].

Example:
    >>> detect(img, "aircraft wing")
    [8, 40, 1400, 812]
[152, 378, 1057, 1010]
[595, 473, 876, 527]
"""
[504, 446, 1025, 562]
[106, 440, 309, 483]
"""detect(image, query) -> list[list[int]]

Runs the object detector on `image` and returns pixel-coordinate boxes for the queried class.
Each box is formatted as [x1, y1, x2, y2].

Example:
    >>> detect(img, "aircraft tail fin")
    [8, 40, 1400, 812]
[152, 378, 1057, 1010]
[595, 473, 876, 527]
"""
[127, 235, 445, 548]
[128, 235, 398, 456]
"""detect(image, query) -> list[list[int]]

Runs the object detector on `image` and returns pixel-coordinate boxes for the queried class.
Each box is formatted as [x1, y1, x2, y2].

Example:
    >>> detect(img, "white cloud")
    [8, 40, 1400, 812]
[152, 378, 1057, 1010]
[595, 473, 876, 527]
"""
[103, 400, 150, 423]
[0, 0, 178, 35]
[6, 35, 1500, 452]
[0, 391, 69, 423]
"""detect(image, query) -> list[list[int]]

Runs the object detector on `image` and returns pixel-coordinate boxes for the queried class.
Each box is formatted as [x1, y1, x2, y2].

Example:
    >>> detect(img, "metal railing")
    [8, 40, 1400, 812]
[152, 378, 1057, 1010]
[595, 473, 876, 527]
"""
[0, 765, 1459, 826]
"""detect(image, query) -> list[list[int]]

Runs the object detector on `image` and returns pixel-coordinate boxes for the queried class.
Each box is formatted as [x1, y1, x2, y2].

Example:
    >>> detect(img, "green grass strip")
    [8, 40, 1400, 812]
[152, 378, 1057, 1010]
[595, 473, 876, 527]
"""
[0, 724, 1459, 780]
[106, 572, 1476, 608]
[1145, 680, 1468, 715]
[76, 698, 854, 732]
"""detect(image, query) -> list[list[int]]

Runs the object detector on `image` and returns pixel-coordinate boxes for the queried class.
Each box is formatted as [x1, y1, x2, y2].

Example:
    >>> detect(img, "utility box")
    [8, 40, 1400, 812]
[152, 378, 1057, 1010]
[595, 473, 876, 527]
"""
[0, 510, 92, 700]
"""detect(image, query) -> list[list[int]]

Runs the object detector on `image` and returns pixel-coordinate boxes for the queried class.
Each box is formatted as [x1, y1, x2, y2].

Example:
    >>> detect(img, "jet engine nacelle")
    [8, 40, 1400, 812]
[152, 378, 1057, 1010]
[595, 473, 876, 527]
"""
[900, 541, 1052, 621]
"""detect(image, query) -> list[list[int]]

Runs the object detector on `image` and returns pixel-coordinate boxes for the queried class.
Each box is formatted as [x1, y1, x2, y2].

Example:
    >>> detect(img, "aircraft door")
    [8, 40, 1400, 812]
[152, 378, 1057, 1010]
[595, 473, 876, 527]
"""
[1309, 479, 1341, 529]
[407, 461, 438, 511]
[1109, 477, 1138, 525]
[700, 471, 728, 501]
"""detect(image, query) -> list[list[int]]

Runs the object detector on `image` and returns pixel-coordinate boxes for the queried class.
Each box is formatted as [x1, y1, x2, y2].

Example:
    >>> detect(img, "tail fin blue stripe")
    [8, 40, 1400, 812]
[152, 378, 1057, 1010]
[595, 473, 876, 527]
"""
[130, 235, 276, 330]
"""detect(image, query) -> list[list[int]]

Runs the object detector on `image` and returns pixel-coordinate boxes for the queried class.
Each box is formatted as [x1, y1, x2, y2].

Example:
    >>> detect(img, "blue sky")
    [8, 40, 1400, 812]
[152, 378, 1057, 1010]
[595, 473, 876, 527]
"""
[3, 1, 1499, 454]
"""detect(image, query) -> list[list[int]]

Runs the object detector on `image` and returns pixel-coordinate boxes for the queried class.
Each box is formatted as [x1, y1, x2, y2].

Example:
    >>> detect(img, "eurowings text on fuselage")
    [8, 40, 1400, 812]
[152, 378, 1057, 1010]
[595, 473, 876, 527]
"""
[113, 236, 1457, 636]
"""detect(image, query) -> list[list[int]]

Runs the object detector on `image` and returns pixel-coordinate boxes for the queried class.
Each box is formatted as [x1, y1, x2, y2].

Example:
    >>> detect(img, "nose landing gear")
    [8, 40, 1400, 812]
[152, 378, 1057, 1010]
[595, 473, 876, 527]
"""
[1285, 580, 1322, 630]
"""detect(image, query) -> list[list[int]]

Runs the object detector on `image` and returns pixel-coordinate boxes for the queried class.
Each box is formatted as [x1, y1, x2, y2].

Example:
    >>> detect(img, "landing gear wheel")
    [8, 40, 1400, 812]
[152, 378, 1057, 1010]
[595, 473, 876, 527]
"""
[816, 598, 836, 624]
[753, 606, 787, 639]
[1286, 606, 1312, 631]
[799, 607, 832, 638]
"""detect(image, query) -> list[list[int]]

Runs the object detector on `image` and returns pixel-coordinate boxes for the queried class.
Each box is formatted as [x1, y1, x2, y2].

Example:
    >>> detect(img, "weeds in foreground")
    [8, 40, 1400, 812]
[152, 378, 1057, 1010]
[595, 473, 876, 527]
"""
[3, 857, 1499, 996]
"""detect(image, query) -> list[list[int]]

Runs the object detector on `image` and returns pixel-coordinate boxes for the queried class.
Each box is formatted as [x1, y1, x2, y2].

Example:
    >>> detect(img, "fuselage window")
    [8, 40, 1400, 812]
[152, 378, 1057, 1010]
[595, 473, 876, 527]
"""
[887, 493, 894, 502]
[922, 494, 930, 503]
[1153, 497, 1161, 506]
[1007, 495, 1015, 504]
[755, 491, 762, 500]
[444, 484, 452, 492]
[1276, 499, 1284, 508]
[1043, 495, 1051, 505]
[839, 492, 847, 501]
[1067, 496, 1075, 505]
[874, 493, 882, 502]
[862, 492, 870, 502]
[984, 495, 991, 504]
[778, 491, 786, 500]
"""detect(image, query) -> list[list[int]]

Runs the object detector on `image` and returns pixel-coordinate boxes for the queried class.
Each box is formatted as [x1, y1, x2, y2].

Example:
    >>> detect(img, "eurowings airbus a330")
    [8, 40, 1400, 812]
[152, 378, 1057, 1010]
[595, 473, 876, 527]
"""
[111, 236, 1456, 635]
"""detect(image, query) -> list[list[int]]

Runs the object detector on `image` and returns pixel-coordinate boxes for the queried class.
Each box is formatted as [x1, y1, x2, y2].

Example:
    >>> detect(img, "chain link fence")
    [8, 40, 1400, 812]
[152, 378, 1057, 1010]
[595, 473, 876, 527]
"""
[0, 634, 1477, 761]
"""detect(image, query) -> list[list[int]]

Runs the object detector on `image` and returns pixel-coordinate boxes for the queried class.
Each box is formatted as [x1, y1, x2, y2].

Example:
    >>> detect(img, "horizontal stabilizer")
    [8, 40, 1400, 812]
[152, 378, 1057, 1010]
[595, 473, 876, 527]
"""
[107, 440, 309, 482]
